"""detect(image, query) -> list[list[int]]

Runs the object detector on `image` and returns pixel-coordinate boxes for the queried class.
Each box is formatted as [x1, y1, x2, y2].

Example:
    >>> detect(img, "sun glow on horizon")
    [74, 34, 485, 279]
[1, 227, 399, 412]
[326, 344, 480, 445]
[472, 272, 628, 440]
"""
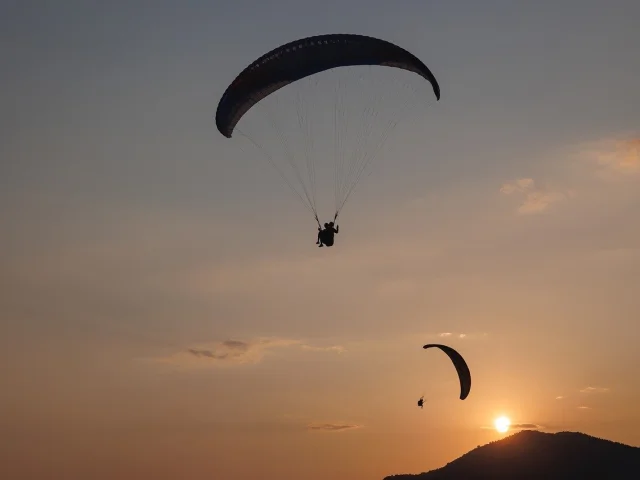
[494, 416, 511, 433]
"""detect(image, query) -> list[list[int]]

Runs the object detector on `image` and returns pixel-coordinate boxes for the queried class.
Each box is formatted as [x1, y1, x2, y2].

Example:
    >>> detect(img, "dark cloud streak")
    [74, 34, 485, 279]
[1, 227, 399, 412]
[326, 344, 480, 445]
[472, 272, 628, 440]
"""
[512, 423, 542, 430]
[307, 423, 362, 432]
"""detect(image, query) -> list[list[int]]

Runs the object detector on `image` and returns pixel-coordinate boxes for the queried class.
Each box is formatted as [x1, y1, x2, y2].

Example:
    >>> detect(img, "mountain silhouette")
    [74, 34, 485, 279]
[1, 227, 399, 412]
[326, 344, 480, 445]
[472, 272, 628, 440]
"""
[384, 430, 640, 480]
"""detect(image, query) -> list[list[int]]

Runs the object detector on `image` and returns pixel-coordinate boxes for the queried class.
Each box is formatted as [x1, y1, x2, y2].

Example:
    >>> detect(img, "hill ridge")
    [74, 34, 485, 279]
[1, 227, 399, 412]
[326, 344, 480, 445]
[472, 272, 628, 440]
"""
[384, 430, 640, 480]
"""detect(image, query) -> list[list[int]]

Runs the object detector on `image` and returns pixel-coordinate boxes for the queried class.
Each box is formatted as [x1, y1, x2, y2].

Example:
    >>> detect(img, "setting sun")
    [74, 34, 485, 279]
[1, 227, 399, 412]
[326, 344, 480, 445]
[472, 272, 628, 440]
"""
[494, 416, 511, 433]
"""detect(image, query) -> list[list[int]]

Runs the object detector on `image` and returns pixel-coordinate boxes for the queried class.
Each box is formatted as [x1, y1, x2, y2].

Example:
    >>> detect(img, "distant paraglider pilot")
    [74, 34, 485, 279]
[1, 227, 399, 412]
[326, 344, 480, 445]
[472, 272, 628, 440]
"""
[317, 221, 339, 247]
[417, 396, 424, 409]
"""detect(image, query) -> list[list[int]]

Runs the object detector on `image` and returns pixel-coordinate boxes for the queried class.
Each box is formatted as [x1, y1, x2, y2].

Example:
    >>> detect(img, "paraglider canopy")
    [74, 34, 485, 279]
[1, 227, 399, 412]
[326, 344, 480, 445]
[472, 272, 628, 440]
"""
[216, 33, 440, 138]
[423, 344, 471, 400]
[215, 33, 441, 226]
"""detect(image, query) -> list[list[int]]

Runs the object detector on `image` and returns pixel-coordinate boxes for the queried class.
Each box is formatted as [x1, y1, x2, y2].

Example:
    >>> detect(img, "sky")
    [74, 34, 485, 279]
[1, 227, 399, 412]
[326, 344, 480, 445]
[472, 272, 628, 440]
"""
[1, 1, 639, 479]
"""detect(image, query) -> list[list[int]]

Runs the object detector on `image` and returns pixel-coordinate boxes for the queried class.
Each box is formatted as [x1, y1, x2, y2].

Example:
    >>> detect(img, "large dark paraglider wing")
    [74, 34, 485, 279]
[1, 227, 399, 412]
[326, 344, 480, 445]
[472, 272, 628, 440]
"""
[216, 33, 440, 138]
[423, 344, 471, 400]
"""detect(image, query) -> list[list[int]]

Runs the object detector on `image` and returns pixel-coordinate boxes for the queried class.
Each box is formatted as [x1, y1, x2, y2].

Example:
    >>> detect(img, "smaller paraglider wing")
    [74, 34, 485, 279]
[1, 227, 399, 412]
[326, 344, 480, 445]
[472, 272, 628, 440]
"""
[423, 344, 471, 400]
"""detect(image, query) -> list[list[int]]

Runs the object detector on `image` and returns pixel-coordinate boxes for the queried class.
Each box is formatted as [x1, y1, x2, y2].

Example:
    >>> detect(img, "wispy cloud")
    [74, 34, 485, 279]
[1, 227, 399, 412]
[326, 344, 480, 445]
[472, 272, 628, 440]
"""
[149, 337, 345, 368]
[307, 423, 362, 432]
[276, 414, 363, 433]
[511, 423, 543, 430]
[500, 178, 571, 214]
[579, 386, 610, 394]
[186, 340, 254, 361]
[437, 332, 473, 339]
[582, 136, 640, 177]
[555, 396, 564, 400]
[578, 406, 591, 410]
[499, 178, 535, 195]
[300, 344, 346, 353]
[481, 423, 543, 431]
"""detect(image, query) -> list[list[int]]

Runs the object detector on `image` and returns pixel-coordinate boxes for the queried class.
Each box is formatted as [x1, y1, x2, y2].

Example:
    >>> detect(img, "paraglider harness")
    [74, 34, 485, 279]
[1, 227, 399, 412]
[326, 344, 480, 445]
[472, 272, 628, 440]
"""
[316, 212, 339, 247]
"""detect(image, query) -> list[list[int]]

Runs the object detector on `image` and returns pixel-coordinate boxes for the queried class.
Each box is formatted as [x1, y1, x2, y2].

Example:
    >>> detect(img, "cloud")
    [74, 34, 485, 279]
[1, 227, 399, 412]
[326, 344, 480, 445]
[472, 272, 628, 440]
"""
[500, 178, 535, 194]
[437, 332, 472, 339]
[480, 423, 543, 431]
[187, 339, 251, 362]
[307, 423, 362, 432]
[511, 423, 543, 430]
[276, 414, 363, 433]
[582, 136, 640, 177]
[149, 337, 345, 368]
[578, 406, 591, 410]
[579, 386, 610, 394]
[500, 178, 571, 214]
[299, 344, 346, 354]
[517, 190, 569, 214]
[555, 396, 564, 400]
